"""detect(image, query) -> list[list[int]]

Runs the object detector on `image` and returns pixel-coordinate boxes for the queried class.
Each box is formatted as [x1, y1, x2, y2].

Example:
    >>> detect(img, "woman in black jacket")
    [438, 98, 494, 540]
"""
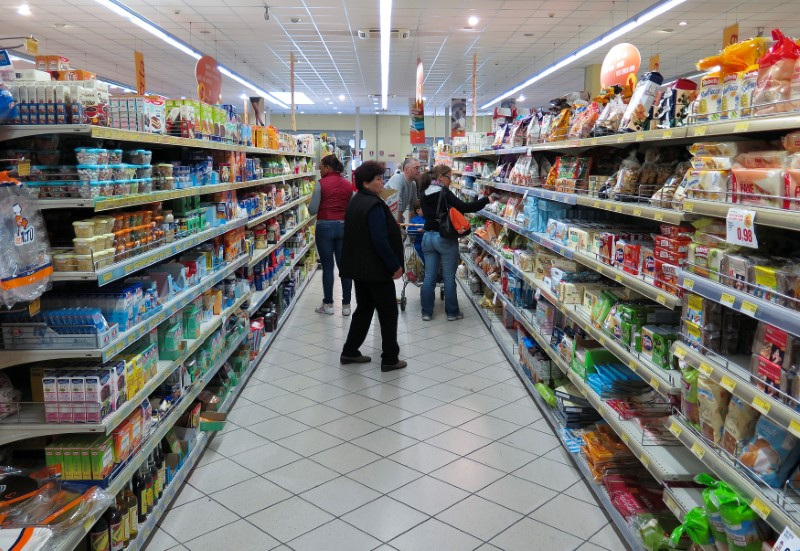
[339, 161, 407, 372]
[419, 165, 491, 321]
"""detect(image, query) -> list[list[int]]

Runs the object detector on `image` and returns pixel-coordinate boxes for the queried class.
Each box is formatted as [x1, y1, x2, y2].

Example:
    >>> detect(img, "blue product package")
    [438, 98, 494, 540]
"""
[740, 416, 800, 488]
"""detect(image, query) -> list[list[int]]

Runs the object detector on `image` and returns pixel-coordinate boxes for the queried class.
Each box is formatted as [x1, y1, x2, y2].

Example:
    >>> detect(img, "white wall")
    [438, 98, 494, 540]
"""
[271, 113, 492, 164]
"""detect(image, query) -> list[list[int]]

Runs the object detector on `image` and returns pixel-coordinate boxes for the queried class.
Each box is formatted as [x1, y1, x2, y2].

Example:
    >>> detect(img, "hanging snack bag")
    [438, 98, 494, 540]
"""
[721, 396, 760, 455]
[696, 72, 724, 122]
[698, 377, 731, 444]
[753, 29, 800, 114]
[740, 415, 800, 487]
[0, 171, 53, 308]
[619, 72, 664, 132]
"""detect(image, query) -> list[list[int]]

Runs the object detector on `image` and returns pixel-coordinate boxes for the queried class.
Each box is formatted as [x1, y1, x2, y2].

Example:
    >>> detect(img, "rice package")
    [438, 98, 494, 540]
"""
[0, 171, 53, 308]
[739, 415, 800, 487]
[698, 377, 730, 444]
[721, 396, 760, 455]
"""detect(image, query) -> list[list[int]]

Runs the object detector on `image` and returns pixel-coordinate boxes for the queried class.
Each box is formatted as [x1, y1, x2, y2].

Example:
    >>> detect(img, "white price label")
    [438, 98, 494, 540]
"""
[726, 208, 758, 249]
[773, 526, 800, 551]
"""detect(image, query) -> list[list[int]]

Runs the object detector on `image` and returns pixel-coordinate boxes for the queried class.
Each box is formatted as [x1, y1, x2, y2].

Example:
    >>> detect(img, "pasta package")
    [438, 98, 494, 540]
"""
[721, 396, 760, 455]
[720, 72, 743, 119]
[739, 415, 800, 487]
[696, 72, 723, 122]
[698, 376, 730, 444]
[731, 167, 784, 207]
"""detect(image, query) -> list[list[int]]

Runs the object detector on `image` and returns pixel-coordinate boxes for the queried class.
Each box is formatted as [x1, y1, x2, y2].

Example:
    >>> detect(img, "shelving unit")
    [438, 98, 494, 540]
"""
[247, 238, 316, 316]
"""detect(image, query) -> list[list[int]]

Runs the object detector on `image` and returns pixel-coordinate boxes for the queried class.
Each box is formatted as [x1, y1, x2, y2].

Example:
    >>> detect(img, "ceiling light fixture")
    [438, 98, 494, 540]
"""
[239, 93, 248, 99]
[380, 0, 392, 110]
[518, 94, 525, 101]
[338, 94, 346, 101]
[468, 15, 479, 26]
[337, 111, 342, 114]
[678, 20, 687, 26]
[92, 0, 288, 108]
[480, 0, 688, 109]
[271, 91, 314, 105]
[17, 3, 31, 16]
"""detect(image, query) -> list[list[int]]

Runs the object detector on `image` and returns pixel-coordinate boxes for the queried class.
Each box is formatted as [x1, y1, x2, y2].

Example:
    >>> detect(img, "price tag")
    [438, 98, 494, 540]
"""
[684, 278, 695, 290]
[669, 421, 682, 437]
[720, 293, 736, 307]
[698, 362, 713, 376]
[615, 205, 623, 213]
[590, 138, 599, 145]
[750, 497, 771, 521]
[17, 160, 30, 176]
[751, 396, 771, 415]
[656, 294, 668, 305]
[790, 419, 800, 439]
[621, 433, 630, 445]
[650, 377, 660, 390]
[741, 301, 758, 316]
[684, 201, 694, 212]
[726, 208, 758, 249]
[664, 493, 678, 516]
[615, 275, 623, 283]
[633, 208, 642, 217]
[628, 359, 637, 370]
[593, 201, 601, 208]
[640, 454, 650, 468]
[693, 125, 708, 136]
[662, 129, 674, 139]
[691, 442, 705, 459]
[720, 376, 737, 392]
[674, 346, 687, 359]
[635, 132, 645, 142]
[28, 298, 40, 317]
[734, 121, 750, 133]
[654, 213, 664, 221]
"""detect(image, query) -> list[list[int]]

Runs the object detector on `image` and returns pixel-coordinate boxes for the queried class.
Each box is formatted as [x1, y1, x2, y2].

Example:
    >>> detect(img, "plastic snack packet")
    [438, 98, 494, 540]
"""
[696, 473, 730, 551]
[670, 507, 716, 549]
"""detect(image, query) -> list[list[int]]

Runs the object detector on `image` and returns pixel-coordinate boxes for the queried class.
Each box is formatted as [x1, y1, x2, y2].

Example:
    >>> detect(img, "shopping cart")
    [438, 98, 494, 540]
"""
[398, 224, 443, 311]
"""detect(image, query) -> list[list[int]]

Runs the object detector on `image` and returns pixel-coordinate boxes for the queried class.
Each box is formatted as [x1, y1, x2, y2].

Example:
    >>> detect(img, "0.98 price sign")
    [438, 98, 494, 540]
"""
[726, 208, 759, 249]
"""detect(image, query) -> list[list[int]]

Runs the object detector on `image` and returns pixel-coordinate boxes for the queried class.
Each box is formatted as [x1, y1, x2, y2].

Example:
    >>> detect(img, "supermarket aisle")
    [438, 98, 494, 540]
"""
[149, 273, 625, 551]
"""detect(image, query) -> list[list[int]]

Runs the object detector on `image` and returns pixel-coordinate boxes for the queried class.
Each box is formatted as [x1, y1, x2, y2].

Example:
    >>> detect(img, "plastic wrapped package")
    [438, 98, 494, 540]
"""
[735, 150, 789, 169]
[685, 170, 730, 202]
[669, 507, 716, 549]
[696, 474, 730, 551]
[0, 373, 21, 420]
[696, 73, 723, 122]
[568, 101, 600, 138]
[784, 169, 800, 210]
[689, 142, 767, 157]
[683, 293, 723, 327]
[591, 95, 626, 137]
[739, 415, 800, 487]
[714, 484, 765, 551]
[619, 72, 663, 132]
[655, 78, 698, 129]
[721, 396, 760, 455]
[698, 376, 731, 444]
[731, 167, 784, 207]
[720, 72, 744, 119]
[753, 29, 800, 115]
[612, 152, 641, 198]
[751, 322, 797, 370]
[681, 367, 701, 428]
[0, 172, 53, 309]
[739, 65, 760, 117]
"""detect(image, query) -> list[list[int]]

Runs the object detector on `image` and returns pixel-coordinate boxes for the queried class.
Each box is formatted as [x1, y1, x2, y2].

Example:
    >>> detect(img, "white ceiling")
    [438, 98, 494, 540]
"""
[6, 0, 800, 115]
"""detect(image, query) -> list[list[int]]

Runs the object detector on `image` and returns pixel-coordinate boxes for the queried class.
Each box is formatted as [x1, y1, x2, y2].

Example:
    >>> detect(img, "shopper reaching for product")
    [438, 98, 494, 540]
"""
[308, 154, 354, 316]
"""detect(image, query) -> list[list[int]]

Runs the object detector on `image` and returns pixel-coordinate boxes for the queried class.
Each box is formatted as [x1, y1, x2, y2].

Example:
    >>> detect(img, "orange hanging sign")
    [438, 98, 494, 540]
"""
[134, 51, 146, 95]
[723, 23, 739, 47]
[195, 55, 222, 104]
[600, 43, 641, 88]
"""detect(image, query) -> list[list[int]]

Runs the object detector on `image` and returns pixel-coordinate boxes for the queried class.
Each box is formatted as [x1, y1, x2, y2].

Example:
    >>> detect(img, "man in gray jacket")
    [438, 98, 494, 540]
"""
[385, 157, 421, 223]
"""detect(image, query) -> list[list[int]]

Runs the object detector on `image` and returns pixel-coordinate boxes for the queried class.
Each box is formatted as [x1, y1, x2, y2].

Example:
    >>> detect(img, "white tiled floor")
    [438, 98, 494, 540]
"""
[153, 274, 627, 551]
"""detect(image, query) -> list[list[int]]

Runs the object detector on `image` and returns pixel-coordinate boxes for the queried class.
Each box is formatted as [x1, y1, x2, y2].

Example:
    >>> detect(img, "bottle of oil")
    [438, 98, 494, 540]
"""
[105, 505, 124, 551]
[115, 491, 129, 547]
[148, 456, 159, 507]
[154, 447, 165, 499]
[124, 487, 139, 540]
[89, 517, 110, 551]
[143, 463, 154, 515]
[132, 467, 147, 523]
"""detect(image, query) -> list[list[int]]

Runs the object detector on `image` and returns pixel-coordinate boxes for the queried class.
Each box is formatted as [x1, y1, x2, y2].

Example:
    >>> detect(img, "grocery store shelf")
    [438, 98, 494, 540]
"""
[683, 198, 800, 232]
[663, 485, 705, 523]
[679, 269, 800, 337]
[684, 113, 800, 139]
[466, 236, 682, 396]
[673, 342, 800, 441]
[668, 414, 800, 535]
[52, 217, 248, 285]
[0, 290, 250, 445]
[476, 210, 679, 308]
[247, 239, 316, 316]
[246, 194, 313, 228]
[0, 254, 248, 369]
[248, 216, 315, 268]
[0, 125, 313, 157]
[456, 274, 645, 551]
[34, 172, 317, 211]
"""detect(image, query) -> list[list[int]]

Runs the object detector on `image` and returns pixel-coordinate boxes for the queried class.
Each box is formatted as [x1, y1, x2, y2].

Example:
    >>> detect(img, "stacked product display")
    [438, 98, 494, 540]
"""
[0, 91, 322, 549]
[450, 27, 800, 551]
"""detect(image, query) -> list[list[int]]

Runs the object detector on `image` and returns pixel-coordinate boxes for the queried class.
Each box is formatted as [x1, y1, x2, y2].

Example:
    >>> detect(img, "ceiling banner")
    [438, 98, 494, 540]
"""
[723, 23, 739, 48]
[195, 55, 222, 104]
[410, 98, 425, 145]
[415, 58, 424, 103]
[134, 51, 146, 95]
[600, 43, 641, 89]
[451, 98, 466, 138]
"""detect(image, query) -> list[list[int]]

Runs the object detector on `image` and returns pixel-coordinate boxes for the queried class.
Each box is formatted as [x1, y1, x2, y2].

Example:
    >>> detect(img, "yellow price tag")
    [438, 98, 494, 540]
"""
[790, 419, 800, 439]
[674, 346, 687, 359]
[664, 493, 678, 515]
[616, 135, 625, 143]
[741, 301, 758, 316]
[656, 294, 667, 305]
[649, 377, 660, 390]
[628, 359, 637, 370]
[17, 161, 30, 177]
[684, 279, 695, 290]
[698, 362, 713, 376]
[593, 201, 601, 208]
[720, 376, 737, 392]
[654, 213, 664, 221]
[615, 275, 623, 283]
[684, 201, 694, 212]
[633, 208, 642, 217]
[751, 396, 771, 415]
[636, 132, 646, 142]
[615, 205, 623, 213]
[734, 121, 750, 133]
[669, 422, 682, 437]
[641, 454, 650, 468]
[662, 129, 674, 139]
[591, 138, 599, 145]
[750, 497, 771, 521]
[691, 442, 705, 459]
[28, 298, 40, 317]
[720, 293, 736, 307]
[693, 125, 708, 136]
[621, 433, 630, 444]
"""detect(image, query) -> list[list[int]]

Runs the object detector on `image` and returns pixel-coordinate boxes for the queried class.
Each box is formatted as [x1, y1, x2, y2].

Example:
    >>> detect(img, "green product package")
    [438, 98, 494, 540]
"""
[535, 383, 556, 408]
[713, 485, 762, 551]
[681, 367, 700, 428]
[669, 507, 714, 547]
[591, 291, 618, 327]
[696, 473, 729, 549]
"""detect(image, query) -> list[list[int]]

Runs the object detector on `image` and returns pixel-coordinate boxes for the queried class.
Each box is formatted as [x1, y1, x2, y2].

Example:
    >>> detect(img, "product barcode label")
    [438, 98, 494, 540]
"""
[751, 396, 771, 415]
[691, 442, 705, 459]
[720, 293, 736, 307]
[669, 422, 682, 437]
[750, 497, 771, 521]
[720, 376, 737, 392]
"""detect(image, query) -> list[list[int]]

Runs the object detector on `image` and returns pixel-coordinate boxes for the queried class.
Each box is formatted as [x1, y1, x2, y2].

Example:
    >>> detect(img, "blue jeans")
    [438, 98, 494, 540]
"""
[421, 231, 459, 317]
[315, 220, 352, 305]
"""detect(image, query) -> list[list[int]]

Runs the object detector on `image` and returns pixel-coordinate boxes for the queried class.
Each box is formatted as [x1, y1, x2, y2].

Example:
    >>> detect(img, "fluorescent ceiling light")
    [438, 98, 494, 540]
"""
[678, 20, 688, 26]
[480, 0, 688, 109]
[239, 93, 248, 99]
[17, 4, 31, 16]
[338, 94, 346, 101]
[468, 15, 479, 26]
[518, 94, 525, 101]
[380, 0, 392, 110]
[271, 91, 315, 105]
[93, 0, 288, 108]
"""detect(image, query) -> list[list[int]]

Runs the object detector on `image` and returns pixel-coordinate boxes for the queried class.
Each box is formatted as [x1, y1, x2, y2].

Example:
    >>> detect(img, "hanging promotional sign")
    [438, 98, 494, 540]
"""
[415, 58, 424, 103]
[195, 55, 222, 104]
[409, 98, 425, 144]
[600, 43, 641, 89]
[723, 23, 739, 47]
[451, 98, 466, 137]
[134, 51, 146, 95]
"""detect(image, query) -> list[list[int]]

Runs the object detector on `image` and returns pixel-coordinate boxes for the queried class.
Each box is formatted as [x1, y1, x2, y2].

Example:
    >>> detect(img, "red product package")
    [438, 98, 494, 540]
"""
[659, 224, 695, 239]
[785, 170, 800, 210]
[654, 247, 688, 266]
[623, 243, 642, 275]
[655, 259, 681, 293]
[598, 232, 617, 265]
[641, 246, 656, 278]
[750, 355, 782, 398]
[652, 235, 692, 254]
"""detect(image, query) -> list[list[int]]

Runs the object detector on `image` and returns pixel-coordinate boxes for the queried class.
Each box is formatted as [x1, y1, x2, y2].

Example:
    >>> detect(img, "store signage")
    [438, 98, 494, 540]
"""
[600, 43, 641, 88]
[451, 98, 467, 138]
[723, 23, 739, 47]
[25, 37, 38, 55]
[195, 55, 222, 104]
[649, 54, 660, 72]
[773, 527, 800, 551]
[134, 51, 146, 95]
[726, 208, 758, 248]
[415, 58, 424, 103]
[409, 98, 425, 145]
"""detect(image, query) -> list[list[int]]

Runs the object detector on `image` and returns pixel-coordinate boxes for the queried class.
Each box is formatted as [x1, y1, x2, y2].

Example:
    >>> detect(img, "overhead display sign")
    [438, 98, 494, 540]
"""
[451, 98, 466, 138]
[409, 98, 425, 144]
[600, 43, 641, 88]
[134, 51, 146, 95]
[723, 23, 739, 47]
[415, 57, 424, 103]
[195, 55, 222, 104]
